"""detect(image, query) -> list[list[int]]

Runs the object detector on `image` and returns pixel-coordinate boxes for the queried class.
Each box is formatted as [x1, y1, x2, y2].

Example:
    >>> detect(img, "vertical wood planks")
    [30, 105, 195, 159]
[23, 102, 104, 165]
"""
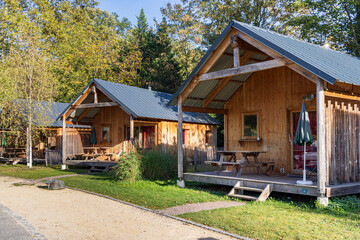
[326, 100, 360, 184]
[331, 102, 337, 185]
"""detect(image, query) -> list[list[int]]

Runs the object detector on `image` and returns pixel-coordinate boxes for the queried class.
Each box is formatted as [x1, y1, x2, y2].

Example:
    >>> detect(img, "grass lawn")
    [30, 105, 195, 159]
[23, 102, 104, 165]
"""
[61, 174, 229, 210]
[180, 198, 360, 240]
[0, 164, 87, 179]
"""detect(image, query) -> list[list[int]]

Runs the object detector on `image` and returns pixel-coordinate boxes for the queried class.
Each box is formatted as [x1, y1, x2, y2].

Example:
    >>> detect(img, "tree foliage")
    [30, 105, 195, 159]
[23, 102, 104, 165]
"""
[129, 9, 183, 93]
[284, 0, 360, 56]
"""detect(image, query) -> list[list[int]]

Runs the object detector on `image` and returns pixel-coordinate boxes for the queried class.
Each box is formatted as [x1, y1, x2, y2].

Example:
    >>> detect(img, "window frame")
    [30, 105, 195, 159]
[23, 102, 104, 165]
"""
[205, 130, 212, 146]
[241, 111, 260, 140]
[101, 124, 111, 142]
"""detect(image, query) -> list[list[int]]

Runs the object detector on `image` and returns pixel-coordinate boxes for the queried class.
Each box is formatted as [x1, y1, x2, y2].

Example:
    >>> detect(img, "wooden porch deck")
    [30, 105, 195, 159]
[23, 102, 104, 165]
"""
[184, 171, 360, 197]
[66, 160, 118, 167]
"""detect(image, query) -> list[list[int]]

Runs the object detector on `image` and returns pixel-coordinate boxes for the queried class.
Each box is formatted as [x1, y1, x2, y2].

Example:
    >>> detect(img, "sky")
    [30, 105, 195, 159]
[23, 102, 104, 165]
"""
[97, 0, 180, 27]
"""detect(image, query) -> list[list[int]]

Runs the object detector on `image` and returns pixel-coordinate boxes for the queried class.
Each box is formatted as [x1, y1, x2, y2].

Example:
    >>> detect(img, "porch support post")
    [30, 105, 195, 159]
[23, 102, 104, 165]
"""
[61, 115, 66, 170]
[317, 78, 328, 206]
[177, 95, 185, 188]
[130, 115, 134, 143]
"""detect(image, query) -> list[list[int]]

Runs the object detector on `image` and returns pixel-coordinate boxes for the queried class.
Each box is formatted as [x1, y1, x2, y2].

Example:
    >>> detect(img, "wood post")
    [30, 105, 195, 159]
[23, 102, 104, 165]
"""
[92, 86, 98, 103]
[194, 147, 198, 172]
[177, 95, 184, 187]
[62, 115, 66, 169]
[317, 79, 327, 204]
[130, 115, 134, 143]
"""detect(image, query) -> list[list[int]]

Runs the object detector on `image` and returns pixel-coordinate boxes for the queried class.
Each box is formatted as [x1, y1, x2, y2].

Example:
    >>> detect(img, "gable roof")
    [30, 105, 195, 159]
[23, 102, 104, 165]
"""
[59, 79, 218, 125]
[49, 102, 90, 128]
[170, 20, 360, 105]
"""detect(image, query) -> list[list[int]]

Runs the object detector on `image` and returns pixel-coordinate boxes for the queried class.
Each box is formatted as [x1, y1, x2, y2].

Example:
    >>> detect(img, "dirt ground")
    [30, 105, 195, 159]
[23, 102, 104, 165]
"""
[0, 176, 237, 240]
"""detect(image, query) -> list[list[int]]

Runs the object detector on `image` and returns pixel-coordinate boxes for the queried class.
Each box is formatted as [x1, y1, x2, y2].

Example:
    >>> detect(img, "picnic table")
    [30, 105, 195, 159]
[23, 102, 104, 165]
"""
[82, 147, 112, 161]
[205, 150, 274, 177]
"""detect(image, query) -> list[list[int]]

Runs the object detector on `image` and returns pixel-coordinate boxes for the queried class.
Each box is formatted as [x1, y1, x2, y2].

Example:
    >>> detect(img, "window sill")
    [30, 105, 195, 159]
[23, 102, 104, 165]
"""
[238, 138, 262, 146]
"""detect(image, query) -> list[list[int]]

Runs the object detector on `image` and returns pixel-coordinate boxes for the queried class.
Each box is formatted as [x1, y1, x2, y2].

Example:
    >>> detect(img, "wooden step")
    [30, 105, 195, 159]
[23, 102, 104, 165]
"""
[228, 193, 257, 201]
[234, 186, 263, 192]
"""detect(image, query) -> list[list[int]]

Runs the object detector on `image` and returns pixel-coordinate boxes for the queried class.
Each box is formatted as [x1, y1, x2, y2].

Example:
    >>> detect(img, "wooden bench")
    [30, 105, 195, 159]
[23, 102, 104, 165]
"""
[205, 160, 275, 177]
[205, 161, 240, 175]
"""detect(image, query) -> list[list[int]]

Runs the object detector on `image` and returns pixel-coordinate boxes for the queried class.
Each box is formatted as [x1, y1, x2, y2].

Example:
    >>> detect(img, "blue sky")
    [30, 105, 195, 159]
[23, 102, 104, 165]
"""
[98, 0, 180, 27]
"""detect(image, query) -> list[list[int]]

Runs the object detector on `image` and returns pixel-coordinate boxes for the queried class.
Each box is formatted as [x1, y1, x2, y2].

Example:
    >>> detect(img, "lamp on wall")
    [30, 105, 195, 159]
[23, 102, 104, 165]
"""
[302, 94, 315, 101]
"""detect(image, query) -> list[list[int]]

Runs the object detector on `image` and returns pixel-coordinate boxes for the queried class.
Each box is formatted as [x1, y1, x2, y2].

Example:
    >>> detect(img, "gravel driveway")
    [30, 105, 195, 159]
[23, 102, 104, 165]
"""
[0, 176, 238, 240]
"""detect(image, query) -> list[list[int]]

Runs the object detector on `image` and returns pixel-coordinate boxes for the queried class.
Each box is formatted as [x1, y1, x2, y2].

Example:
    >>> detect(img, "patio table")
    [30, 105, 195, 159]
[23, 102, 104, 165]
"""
[205, 150, 272, 177]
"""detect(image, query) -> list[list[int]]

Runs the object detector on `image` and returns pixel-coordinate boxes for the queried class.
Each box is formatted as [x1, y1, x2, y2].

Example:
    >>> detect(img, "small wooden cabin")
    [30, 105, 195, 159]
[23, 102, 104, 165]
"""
[171, 21, 360, 204]
[0, 102, 90, 161]
[58, 79, 218, 162]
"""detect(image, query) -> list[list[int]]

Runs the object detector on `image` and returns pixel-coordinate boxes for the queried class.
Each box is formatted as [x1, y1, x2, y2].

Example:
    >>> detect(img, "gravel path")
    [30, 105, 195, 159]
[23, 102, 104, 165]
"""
[159, 201, 245, 215]
[0, 176, 240, 240]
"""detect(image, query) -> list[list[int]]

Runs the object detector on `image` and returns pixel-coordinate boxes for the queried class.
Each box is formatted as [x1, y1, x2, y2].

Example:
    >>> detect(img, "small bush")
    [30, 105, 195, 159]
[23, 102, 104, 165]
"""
[326, 195, 360, 212]
[111, 152, 141, 181]
[140, 150, 178, 180]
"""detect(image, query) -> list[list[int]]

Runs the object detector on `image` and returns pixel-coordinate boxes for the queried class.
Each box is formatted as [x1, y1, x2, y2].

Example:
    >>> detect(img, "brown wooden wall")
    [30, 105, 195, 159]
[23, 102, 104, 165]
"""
[325, 100, 360, 184]
[157, 121, 217, 161]
[92, 106, 130, 150]
[77, 105, 217, 160]
[225, 66, 316, 173]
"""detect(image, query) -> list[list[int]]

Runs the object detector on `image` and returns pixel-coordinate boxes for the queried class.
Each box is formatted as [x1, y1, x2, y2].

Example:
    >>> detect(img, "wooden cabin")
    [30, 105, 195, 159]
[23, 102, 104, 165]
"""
[171, 21, 360, 204]
[58, 79, 218, 163]
[0, 101, 90, 162]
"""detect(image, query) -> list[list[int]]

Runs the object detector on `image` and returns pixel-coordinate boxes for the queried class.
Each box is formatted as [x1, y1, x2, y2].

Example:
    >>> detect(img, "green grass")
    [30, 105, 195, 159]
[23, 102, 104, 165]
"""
[180, 198, 360, 240]
[0, 164, 87, 179]
[61, 174, 229, 209]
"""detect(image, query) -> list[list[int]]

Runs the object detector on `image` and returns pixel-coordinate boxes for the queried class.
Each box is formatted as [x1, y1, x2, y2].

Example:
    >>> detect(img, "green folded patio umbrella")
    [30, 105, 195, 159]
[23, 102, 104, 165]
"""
[1, 133, 6, 147]
[90, 126, 97, 145]
[294, 102, 314, 185]
[1, 133, 6, 158]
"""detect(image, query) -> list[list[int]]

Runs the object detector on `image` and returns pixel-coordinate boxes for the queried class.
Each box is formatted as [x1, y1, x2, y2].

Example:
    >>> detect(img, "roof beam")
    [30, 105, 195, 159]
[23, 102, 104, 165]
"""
[64, 86, 93, 119]
[180, 28, 239, 101]
[198, 58, 291, 82]
[235, 33, 320, 84]
[202, 51, 253, 107]
[76, 108, 93, 122]
[74, 102, 118, 109]
[183, 106, 228, 115]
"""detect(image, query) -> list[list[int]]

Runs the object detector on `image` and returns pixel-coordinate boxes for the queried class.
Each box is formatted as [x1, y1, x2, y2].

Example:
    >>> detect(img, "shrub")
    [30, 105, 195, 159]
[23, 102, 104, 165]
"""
[140, 150, 178, 180]
[111, 151, 141, 181]
[326, 195, 360, 212]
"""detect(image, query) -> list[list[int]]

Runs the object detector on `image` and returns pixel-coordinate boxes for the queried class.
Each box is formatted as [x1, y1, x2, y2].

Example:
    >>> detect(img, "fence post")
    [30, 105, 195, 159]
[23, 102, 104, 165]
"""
[194, 147, 198, 172]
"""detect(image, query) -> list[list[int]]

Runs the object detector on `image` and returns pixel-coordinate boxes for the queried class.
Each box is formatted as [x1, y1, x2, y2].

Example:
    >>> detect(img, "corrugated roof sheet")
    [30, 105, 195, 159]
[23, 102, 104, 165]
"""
[233, 21, 360, 85]
[49, 102, 90, 128]
[59, 79, 218, 125]
[94, 79, 218, 125]
[170, 20, 360, 106]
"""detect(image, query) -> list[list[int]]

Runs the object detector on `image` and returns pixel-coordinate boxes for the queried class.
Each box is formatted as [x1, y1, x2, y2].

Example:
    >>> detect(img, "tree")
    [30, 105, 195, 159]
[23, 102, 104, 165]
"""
[285, 0, 360, 56]
[161, 0, 293, 48]
[0, 4, 57, 167]
[129, 9, 183, 93]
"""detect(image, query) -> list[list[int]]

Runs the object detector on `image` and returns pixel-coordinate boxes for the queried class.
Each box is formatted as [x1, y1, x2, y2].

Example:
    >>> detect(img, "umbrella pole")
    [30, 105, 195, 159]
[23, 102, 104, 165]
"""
[297, 143, 313, 185]
[303, 144, 307, 182]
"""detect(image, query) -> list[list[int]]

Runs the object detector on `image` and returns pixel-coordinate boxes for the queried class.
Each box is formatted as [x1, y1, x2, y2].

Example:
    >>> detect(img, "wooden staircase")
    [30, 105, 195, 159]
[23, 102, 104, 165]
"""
[88, 164, 112, 173]
[228, 181, 273, 201]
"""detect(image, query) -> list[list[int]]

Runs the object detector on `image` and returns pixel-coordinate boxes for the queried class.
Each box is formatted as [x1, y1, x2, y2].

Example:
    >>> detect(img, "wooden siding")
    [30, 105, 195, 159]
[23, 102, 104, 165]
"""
[69, 105, 217, 161]
[92, 106, 130, 151]
[225, 66, 316, 173]
[325, 100, 360, 184]
[158, 121, 217, 161]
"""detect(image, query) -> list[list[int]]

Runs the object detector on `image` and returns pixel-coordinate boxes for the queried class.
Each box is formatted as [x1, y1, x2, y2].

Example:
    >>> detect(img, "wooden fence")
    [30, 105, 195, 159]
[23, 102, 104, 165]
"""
[326, 100, 360, 185]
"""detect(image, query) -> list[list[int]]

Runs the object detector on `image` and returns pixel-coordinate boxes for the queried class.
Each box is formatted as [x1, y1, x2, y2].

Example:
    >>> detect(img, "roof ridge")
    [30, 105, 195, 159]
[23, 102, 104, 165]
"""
[93, 78, 175, 97]
[233, 20, 360, 61]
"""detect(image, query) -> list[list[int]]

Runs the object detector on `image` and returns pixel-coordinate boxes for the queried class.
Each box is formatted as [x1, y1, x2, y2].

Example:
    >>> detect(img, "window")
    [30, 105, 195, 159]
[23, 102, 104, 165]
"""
[102, 125, 111, 142]
[205, 130, 212, 145]
[242, 112, 260, 139]
[124, 125, 131, 140]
